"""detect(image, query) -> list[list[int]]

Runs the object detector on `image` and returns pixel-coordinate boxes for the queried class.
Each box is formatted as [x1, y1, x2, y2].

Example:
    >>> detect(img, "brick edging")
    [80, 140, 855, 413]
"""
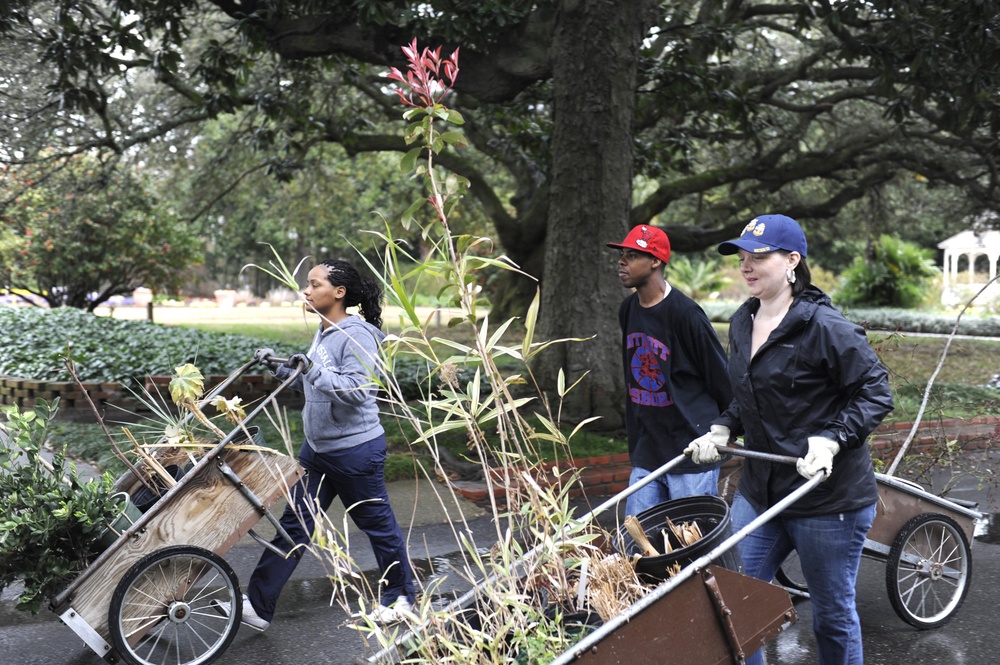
[452, 418, 1000, 504]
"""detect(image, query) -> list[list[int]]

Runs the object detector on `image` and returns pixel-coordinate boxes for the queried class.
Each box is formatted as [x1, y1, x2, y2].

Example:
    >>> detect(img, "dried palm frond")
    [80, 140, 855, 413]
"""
[666, 517, 703, 547]
[624, 515, 659, 556]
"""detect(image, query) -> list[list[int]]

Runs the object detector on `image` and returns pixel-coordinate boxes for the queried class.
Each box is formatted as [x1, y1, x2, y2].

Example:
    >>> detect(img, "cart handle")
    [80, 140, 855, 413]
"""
[584, 453, 689, 521]
[715, 444, 800, 466]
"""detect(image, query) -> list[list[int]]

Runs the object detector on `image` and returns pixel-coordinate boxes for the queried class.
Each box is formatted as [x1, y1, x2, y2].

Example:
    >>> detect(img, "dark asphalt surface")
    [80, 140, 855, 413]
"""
[2, 451, 998, 665]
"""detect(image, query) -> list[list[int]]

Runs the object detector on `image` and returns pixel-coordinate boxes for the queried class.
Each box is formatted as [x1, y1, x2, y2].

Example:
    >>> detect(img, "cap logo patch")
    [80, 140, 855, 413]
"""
[752, 223, 766, 237]
[635, 225, 652, 249]
[741, 219, 759, 237]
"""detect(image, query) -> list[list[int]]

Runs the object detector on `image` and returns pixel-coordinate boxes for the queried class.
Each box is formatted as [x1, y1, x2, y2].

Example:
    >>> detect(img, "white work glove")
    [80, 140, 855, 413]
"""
[796, 436, 841, 479]
[684, 425, 730, 464]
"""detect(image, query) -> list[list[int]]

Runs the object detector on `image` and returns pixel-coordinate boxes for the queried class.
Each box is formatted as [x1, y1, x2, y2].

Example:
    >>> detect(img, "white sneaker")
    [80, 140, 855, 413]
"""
[367, 597, 413, 625]
[211, 594, 270, 632]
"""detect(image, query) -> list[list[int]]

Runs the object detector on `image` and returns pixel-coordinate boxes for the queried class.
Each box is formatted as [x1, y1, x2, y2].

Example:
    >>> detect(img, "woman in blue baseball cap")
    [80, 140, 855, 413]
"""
[685, 214, 894, 665]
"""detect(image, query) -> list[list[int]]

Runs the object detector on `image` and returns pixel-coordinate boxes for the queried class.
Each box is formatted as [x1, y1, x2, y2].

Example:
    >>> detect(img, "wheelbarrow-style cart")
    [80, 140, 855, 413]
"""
[365, 451, 822, 665]
[776, 470, 983, 630]
[48, 359, 306, 665]
[869, 472, 981, 628]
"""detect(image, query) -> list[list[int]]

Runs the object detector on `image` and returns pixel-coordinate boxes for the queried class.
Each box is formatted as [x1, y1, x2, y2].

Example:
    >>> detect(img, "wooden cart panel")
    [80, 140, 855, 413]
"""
[52, 449, 302, 644]
[555, 565, 794, 665]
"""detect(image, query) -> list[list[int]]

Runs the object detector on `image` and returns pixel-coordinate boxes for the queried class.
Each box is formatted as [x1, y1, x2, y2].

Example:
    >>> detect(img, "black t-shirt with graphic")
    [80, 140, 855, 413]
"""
[618, 288, 732, 473]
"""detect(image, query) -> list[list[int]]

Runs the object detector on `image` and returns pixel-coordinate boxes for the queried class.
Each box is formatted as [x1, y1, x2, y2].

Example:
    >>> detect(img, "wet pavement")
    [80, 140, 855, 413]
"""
[2, 453, 999, 664]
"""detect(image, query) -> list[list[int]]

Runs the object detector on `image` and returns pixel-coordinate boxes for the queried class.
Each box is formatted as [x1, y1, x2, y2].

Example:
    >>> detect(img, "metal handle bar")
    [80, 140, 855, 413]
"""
[259, 354, 301, 368]
[585, 453, 689, 521]
[715, 444, 800, 466]
[587, 445, 801, 521]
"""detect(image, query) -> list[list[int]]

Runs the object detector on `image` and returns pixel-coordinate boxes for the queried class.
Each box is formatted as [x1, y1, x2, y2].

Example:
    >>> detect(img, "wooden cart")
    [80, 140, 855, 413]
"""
[777, 471, 983, 630]
[49, 360, 305, 665]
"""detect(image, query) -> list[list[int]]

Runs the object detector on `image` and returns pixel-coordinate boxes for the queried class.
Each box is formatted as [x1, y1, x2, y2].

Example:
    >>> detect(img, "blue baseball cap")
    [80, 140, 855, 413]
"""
[717, 214, 808, 258]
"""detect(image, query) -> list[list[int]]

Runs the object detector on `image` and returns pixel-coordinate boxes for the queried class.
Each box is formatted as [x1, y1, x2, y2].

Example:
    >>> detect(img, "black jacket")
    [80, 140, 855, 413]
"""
[716, 286, 893, 516]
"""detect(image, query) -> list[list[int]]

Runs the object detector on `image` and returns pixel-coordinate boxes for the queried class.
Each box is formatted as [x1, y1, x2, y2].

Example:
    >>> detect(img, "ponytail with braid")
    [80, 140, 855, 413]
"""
[320, 259, 384, 330]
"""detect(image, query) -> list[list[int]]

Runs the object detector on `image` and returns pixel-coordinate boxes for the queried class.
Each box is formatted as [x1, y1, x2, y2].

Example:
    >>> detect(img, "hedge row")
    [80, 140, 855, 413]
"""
[701, 302, 1000, 337]
[0, 306, 462, 401]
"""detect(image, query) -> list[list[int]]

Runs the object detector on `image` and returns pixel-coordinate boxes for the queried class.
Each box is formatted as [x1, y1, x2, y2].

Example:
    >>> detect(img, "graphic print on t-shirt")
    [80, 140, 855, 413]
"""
[626, 331, 673, 407]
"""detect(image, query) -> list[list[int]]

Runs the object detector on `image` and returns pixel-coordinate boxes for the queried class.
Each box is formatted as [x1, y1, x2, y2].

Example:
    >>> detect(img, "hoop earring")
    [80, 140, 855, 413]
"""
[785, 267, 796, 284]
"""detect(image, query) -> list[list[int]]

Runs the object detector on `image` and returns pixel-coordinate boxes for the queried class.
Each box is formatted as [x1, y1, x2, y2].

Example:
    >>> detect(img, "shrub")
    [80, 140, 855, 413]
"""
[842, 308, 1000, 336]
[0, 155, 202, 311]
[834, 235, 939, 308]
[667, 255, 732, 299]
[0, 400, 120, 613]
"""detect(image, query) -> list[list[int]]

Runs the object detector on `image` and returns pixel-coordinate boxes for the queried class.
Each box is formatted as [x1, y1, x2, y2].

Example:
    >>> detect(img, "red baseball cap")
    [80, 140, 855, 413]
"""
[606, 225, 671, 263]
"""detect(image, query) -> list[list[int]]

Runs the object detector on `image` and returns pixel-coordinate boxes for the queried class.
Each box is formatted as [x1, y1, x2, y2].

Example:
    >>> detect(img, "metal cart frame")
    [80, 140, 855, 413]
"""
[777, 471, 982, 629]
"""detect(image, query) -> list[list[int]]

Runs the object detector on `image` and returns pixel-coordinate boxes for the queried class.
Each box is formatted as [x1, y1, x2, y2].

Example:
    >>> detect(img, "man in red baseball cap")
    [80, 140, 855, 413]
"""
[606, 225, 732, 515]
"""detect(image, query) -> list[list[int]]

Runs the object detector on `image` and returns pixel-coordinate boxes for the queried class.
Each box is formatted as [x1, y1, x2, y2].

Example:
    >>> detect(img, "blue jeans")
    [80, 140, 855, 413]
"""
[247, 435, 415, 621]
[624, 466, 719, 516]
[730, 492, 876, 665]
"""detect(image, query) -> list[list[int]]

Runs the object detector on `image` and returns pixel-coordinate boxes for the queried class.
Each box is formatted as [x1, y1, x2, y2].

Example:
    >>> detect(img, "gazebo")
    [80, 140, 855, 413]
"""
[937, 229, 1000, 307]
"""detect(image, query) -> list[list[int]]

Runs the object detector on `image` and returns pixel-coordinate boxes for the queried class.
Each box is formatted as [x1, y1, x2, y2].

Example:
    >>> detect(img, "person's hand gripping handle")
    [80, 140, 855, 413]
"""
[683, 425, 731, 464]
[796, 436, 840, 479]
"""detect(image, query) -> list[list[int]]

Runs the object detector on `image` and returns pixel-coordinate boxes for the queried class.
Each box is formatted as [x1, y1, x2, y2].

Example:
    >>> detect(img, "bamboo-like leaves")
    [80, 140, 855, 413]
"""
[239, 243, 309, 292]
[308, 41, 623, 662]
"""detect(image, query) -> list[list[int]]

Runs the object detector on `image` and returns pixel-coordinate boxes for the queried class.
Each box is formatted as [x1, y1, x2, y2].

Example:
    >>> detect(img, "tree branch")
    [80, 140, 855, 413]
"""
[886, 273, 1000, 476]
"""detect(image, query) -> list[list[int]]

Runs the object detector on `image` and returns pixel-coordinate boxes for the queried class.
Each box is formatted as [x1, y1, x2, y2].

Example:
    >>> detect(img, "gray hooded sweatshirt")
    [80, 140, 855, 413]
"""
[278, 316, 386, 453]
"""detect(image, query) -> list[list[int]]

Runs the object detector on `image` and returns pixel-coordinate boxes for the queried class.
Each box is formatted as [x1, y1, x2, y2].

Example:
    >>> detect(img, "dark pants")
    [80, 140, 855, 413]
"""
[246, 434, 415, 621]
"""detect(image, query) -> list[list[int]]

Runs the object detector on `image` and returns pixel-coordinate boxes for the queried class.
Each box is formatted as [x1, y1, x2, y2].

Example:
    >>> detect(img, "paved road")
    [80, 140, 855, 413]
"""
[2, 454, 998, 664]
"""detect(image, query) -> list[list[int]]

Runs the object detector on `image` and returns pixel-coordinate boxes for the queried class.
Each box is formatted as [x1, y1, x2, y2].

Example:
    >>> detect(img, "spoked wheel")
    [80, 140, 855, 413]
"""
[108, 545, 242, 665]
[886, 513, 972, 629]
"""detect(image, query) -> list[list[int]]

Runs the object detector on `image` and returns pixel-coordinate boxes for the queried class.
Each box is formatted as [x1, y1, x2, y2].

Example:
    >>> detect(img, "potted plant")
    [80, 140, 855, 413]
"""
[0, 398, 123, 613]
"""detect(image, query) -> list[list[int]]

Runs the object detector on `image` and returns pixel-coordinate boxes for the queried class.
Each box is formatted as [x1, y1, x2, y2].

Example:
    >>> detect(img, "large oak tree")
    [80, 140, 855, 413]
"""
[2, 1, 999, 427]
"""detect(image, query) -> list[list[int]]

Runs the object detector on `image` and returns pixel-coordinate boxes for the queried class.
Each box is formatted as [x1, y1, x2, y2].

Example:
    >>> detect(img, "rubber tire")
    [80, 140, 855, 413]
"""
[885, 513, 972, 629]
[108, 545, 242, 665]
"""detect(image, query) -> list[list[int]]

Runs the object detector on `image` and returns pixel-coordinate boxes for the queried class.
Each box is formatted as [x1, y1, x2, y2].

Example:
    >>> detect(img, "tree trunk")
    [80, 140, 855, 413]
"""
[534, 0, 653, 431]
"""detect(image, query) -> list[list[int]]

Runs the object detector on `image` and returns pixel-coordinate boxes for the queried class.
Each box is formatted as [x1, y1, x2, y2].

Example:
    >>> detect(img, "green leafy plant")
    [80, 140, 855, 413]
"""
[0, 155, 203, 311]
[0, 305, 301, 386]
[667, 254, 732, 300]
[834, 235, 939, 308]
[0, 399, 120, 613]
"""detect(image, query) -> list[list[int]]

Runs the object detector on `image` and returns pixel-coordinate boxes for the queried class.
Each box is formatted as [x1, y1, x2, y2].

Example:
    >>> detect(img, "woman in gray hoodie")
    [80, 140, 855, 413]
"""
[213, 259, 415, 630]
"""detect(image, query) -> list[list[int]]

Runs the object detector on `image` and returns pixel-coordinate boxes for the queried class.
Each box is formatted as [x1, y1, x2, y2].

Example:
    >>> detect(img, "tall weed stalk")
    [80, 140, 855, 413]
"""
[246, 40, 622, 663]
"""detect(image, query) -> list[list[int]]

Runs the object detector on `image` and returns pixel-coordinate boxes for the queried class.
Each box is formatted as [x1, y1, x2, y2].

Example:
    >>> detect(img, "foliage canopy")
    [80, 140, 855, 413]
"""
[3, 0, 1000, 423]
[1, 156, 203, 310]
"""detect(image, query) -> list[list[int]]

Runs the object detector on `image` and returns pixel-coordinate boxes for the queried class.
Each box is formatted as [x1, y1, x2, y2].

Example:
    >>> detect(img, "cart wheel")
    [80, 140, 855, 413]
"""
[108, 545, 242, 665]
[885, 513, 972, 629]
